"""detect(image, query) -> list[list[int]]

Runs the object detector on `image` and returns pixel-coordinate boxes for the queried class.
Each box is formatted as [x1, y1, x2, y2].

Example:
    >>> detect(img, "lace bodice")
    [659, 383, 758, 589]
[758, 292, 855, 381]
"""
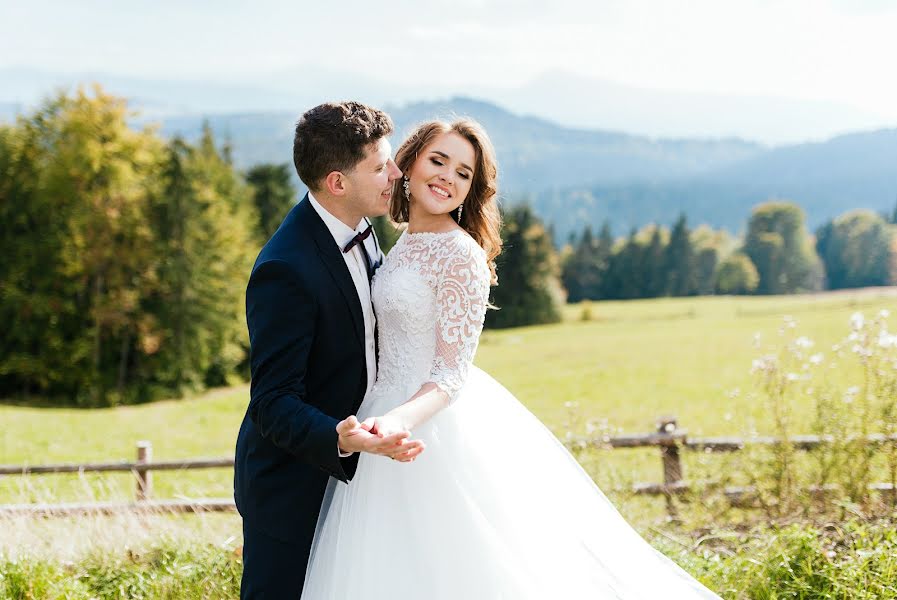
[369, 229, 491, 405]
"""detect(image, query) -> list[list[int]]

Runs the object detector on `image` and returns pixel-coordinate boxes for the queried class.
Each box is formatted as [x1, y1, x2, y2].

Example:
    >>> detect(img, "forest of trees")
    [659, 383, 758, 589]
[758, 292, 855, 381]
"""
[0, 87, 293, 405]
[556, 202, 896, 307]
[2, 87, 895, 405]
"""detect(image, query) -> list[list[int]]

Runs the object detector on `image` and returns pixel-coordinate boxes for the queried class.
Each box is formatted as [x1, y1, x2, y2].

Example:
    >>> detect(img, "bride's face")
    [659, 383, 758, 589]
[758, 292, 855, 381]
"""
[407, 132, 475, 217]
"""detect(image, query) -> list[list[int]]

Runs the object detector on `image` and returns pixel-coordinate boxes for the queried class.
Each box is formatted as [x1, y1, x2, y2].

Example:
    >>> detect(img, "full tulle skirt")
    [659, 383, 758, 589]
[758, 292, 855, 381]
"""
[301, 366, 719, 599]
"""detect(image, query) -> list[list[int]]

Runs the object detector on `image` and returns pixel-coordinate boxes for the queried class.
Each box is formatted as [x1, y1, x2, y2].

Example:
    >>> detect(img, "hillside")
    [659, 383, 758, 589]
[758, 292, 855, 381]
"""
[538, 127, 897, 238]
[105, 98, 897, 239]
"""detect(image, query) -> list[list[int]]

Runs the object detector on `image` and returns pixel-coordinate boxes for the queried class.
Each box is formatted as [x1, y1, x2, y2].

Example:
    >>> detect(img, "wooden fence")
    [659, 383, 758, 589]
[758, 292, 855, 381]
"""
[0, 441, 236, 517]
[570, 415, 897, 518]
[3, 416, 897, 518]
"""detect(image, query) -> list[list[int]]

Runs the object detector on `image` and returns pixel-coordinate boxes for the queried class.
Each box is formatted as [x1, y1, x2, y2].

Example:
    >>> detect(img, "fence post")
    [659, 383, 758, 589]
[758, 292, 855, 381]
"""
[657, 416, 682, 520]
[136, 441, 153, 501]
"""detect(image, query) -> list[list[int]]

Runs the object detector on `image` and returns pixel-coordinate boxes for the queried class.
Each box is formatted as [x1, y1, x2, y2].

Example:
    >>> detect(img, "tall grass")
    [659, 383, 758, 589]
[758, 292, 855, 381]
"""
[0, 483, 243, 599]
[664, 518, 897, 599]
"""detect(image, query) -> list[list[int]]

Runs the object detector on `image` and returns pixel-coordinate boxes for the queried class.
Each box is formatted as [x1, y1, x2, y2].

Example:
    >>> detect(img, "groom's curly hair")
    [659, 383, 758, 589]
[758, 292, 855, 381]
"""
[293, 101, 393, 192]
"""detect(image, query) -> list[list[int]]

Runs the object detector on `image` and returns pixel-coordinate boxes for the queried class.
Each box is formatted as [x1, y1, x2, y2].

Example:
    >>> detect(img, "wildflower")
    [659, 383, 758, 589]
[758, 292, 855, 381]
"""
[751, 356, 776, 374]
[795, 336, 814, 349]
[880, 309, 891, 319]
[809, 353, 824, 365]
[786, 373, 800, 382]
[877, 331, 897, 349]
[850, 312, 865, 331]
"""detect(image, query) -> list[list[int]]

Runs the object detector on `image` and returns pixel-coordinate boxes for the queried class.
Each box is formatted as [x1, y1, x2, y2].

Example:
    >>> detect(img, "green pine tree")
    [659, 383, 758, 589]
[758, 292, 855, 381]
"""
[664, 214, 697, 296]
[486, 204, 564, 328]
[246, 163, 296, 241]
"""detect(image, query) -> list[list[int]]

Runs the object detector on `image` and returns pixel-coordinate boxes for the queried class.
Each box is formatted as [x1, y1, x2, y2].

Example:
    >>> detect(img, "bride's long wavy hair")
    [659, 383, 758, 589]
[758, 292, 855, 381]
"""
[389, 119, 502, 285]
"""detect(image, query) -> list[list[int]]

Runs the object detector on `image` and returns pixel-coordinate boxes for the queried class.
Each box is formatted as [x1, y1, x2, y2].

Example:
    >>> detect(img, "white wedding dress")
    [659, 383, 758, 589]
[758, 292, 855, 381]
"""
[301, 230, 719, 599]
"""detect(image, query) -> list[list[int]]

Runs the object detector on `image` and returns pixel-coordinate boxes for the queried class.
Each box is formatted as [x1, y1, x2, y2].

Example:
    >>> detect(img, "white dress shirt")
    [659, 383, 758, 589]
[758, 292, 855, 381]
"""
[307, 193, 379, 458]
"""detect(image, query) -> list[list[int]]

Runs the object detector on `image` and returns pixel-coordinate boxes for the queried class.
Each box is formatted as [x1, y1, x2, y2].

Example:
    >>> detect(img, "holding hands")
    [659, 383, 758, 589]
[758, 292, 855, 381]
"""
[336, 415, 425, 463]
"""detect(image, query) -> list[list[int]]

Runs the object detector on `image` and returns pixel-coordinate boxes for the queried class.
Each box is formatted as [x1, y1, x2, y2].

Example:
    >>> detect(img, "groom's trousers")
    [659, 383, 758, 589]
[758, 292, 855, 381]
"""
[241, 521, 307, 598]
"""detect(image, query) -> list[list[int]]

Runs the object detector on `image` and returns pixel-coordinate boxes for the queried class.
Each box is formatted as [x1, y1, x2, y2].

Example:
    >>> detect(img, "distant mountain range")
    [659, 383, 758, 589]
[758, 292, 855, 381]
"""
[143, 97, 764, 191]
[3, 79, 894, 240]
[534, 126, 897, 238]
[1, 67, 891, 144]
[143, 97, 896, 239]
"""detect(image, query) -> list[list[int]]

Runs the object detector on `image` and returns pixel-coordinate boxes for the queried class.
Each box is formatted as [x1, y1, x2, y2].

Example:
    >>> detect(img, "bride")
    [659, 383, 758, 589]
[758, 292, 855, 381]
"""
[301, 119, 720, 599]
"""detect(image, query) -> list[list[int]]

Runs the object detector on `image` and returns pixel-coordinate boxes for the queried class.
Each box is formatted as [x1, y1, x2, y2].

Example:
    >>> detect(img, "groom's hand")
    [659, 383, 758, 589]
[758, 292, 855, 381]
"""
[336, 416, 425, 462]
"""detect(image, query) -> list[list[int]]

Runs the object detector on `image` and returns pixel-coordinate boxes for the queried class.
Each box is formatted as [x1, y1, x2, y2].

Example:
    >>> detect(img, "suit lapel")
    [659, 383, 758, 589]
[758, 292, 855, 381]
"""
[363, 217, 382, 365]
[365, 217, 385, 272]
[297, 196, 365, 345]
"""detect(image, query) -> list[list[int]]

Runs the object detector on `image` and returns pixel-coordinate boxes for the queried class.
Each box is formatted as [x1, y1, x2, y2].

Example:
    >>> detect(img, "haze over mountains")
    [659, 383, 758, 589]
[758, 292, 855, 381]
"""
[153, 98, 896, 240]
[1, 67, 889, 144]
[2, 68, 895, 241]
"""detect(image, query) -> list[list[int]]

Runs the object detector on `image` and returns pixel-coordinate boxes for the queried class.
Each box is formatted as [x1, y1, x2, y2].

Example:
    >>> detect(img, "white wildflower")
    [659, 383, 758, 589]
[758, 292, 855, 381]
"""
[795, 336, 814, 349]
[850, 312, 865, 331]
[786, 372, 800, 382]
[852, 344, 873, 359]
[809, 353, 824, 365]
[880, 309, 891, 319]
[751, 354, 779, 375]
[878, 332, 897, 349]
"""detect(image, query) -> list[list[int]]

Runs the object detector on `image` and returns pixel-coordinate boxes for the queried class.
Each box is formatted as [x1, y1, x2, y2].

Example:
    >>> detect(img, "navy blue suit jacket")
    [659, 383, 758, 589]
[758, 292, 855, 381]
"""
[235, 195, 374, 559]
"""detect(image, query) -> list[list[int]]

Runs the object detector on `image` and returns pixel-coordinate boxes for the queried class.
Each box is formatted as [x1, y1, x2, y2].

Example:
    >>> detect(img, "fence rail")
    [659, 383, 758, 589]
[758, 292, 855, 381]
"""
[569, 416, 897, 517]
[0, 498, 236, 518]
[0, 440, 235, 517]
[0, 457, 234, 476]
[2, 417, 896, 518]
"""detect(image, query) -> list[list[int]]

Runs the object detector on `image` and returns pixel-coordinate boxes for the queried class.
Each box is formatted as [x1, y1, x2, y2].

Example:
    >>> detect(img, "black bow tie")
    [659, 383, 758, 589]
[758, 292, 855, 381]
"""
[343, 225, 373, 254]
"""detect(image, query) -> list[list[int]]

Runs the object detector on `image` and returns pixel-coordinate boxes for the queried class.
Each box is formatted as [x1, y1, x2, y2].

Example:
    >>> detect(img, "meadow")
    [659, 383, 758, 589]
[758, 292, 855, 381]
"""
[3, 289, 897, 598]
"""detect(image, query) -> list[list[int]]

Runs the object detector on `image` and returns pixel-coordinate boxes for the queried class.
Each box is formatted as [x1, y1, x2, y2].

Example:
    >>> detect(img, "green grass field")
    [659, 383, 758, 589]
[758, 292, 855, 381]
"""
[2, 290, 896, 540]
[4, 290, 897, 597]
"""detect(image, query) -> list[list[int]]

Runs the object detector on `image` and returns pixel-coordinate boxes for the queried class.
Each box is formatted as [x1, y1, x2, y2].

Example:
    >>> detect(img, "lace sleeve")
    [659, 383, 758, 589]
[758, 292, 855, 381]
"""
[427, 236, 491, 404]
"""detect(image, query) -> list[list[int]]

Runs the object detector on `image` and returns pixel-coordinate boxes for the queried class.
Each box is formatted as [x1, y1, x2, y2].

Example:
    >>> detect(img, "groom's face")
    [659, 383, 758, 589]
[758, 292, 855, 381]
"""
[343, 137, 402, 218]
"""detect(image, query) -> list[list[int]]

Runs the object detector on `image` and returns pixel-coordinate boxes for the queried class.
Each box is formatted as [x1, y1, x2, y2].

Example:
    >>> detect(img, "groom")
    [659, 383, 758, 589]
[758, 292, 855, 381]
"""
[235, 101, 425, 598]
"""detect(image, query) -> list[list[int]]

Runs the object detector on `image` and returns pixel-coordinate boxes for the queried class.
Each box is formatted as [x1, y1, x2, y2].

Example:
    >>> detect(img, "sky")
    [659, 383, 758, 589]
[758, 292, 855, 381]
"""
[2, 0, 897, 140]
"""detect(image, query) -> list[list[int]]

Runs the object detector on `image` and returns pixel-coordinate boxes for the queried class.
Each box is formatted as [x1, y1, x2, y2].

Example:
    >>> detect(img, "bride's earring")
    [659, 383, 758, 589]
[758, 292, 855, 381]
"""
[457, 203, 464, 221]
[403, 176, 411, 200]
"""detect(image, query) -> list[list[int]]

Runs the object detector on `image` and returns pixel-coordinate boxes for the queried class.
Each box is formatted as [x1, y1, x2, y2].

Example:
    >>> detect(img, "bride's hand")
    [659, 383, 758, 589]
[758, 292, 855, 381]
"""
[336, 416, 424, 461]
[370, 414, 410, 438]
